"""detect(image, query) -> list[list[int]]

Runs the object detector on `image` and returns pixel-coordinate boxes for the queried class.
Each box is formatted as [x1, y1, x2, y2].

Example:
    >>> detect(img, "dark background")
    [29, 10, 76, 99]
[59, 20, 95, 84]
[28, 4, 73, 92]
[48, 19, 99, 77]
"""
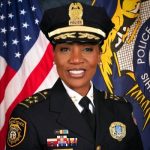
[39, 0, 90, 12]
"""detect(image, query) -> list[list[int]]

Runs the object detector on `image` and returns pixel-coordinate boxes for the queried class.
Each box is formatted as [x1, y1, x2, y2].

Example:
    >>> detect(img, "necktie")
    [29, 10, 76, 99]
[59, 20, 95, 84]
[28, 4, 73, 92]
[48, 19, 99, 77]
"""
[79, 96, 95, 136]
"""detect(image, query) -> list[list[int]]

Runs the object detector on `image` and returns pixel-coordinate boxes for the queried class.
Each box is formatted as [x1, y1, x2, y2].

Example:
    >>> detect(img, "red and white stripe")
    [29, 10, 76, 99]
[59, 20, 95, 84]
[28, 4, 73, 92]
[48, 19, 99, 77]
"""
[0, 31, 58, 149]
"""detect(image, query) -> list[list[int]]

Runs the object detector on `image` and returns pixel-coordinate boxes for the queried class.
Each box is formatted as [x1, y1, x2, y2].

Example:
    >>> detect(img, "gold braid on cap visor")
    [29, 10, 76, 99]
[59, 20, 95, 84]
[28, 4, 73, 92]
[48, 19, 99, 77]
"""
[48, 26, 106, 38]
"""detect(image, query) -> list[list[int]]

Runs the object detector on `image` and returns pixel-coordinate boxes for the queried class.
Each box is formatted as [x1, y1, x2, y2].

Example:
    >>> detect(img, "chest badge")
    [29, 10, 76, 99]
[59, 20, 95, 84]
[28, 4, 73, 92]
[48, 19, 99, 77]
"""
[109, 122, 126, 141]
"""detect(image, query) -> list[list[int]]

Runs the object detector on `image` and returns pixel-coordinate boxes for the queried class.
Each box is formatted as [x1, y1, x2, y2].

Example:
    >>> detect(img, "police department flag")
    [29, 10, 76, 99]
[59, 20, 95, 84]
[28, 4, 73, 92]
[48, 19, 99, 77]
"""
[92, 0, 150, 150]
[0, 0, 58, 149]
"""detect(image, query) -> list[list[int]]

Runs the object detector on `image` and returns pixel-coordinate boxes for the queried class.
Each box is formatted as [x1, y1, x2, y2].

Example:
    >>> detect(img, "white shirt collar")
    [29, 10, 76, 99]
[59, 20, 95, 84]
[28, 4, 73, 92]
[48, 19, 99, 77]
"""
[61, 80, 94, 113]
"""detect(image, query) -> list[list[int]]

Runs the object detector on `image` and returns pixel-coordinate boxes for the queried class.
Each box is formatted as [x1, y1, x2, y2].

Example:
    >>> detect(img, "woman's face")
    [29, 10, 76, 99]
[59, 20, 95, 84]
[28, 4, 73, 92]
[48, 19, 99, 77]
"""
[54, 43, 101, 96]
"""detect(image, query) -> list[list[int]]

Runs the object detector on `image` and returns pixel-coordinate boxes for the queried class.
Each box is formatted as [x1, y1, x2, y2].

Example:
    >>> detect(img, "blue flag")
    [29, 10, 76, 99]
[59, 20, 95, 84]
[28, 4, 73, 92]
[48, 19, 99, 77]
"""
[92, 0, 150, 150]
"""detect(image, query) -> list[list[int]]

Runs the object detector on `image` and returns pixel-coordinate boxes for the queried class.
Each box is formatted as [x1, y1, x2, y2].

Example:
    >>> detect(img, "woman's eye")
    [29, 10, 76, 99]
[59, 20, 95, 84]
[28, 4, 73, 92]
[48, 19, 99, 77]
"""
[60, 47, 69, 52]
[83, 47, 93, 52]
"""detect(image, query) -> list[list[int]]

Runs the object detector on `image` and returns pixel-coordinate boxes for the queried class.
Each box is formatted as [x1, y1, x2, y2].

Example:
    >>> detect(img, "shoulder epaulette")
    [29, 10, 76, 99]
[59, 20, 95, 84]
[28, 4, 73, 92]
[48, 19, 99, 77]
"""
[19, 89, 50, 108]
[104, 91, 128, 102]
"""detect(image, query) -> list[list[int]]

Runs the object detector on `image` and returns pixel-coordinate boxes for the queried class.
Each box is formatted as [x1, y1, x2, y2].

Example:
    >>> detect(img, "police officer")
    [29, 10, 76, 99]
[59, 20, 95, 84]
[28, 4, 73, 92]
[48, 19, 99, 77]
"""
[6, 2, 143, 150]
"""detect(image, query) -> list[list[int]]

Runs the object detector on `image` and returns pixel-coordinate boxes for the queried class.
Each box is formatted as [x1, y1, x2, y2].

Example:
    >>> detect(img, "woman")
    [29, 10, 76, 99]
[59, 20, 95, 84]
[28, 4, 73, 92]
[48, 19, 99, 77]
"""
[6, 2, 143, 150]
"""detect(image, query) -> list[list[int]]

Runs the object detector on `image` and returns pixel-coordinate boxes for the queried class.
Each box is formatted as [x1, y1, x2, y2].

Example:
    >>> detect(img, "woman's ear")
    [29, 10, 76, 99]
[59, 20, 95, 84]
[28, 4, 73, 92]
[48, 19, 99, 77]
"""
[98, 55, 102, 66]
[52, 45, 56, 61]
[98, 47, 102, 65]
[53, 54, 56, 65]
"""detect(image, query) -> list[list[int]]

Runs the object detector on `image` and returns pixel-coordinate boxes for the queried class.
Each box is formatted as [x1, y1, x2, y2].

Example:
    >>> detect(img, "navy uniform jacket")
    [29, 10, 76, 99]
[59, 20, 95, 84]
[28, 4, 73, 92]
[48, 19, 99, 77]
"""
[6, 78, 143, 150]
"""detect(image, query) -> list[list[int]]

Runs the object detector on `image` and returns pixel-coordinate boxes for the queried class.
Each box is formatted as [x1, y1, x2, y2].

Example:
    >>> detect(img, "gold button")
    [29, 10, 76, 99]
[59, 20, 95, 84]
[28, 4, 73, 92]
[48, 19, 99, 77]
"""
[96, 145, 101, 150]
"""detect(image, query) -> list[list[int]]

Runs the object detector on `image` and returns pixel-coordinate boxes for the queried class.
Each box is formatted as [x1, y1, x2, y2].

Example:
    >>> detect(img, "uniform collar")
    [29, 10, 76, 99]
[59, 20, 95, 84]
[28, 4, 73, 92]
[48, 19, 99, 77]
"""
[61, 80, 94, 113]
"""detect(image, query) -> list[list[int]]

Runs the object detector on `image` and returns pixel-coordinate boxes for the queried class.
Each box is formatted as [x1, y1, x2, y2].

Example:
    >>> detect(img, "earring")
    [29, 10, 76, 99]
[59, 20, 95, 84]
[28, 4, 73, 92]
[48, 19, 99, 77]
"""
[99, 62, 102, 66]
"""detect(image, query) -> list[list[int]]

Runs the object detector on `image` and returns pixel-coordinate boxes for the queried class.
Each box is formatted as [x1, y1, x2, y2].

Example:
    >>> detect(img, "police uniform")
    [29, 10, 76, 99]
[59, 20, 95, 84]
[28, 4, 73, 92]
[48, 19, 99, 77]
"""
[6, 2, 143, 150]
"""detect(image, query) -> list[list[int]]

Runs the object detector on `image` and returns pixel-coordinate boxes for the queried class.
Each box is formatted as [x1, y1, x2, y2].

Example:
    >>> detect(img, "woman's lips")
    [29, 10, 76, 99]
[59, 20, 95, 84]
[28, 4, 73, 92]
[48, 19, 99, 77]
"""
[68, 69, 85, 78]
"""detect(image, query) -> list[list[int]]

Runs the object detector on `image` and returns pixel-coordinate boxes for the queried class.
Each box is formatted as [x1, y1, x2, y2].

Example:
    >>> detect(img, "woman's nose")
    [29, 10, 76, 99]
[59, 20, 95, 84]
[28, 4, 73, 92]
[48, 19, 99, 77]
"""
[69, 47, 83, 64]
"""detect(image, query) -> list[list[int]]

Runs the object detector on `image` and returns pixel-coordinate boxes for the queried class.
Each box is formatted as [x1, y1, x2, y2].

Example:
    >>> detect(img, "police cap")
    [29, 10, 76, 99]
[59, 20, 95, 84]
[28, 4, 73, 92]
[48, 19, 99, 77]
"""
[40, 2, 114, 45]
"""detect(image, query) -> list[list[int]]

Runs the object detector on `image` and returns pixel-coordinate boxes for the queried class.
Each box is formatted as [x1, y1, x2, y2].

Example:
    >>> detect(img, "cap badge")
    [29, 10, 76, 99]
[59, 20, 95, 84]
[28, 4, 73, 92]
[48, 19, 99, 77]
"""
[69, 2, 83, 26]
[109, 122, 126, 141]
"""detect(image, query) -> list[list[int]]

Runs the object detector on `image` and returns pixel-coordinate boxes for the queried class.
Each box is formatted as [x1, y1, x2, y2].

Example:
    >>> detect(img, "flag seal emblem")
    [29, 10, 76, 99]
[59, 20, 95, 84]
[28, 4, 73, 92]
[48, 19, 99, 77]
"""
[109, 122, 126, 141]
[7, 117, 27, 147]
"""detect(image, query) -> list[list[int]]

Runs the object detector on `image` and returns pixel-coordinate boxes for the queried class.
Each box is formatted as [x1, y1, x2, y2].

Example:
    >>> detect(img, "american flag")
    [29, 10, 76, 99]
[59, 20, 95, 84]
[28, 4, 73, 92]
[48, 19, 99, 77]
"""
[0, 0, 58, 149]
